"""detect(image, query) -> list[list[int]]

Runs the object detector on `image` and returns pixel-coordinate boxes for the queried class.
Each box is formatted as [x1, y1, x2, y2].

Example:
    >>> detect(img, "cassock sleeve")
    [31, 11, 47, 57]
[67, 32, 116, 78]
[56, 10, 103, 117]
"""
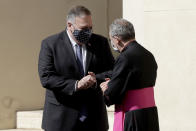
[95, 38, 115, 83]
[104, 55, 130, 106]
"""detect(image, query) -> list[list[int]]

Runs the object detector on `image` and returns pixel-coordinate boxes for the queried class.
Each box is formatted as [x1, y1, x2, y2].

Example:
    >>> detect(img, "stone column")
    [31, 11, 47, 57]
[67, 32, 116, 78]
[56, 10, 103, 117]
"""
[123, 0, 196, 130]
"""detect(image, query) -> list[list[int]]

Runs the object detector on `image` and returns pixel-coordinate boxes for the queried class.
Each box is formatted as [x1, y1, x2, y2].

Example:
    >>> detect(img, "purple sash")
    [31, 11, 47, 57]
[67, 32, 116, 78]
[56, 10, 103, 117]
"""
[113, 87, 156, 131]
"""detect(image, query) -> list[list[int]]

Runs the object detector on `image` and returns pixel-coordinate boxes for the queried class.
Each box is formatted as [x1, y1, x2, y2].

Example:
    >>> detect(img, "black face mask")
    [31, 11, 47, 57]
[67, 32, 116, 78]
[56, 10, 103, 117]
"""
[72, 28, 92, 44]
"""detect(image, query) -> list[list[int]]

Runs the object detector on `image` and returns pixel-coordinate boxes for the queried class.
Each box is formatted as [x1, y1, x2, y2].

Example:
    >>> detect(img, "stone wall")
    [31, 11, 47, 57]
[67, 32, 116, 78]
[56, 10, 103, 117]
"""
[0, 0, 122, 129]
[124, 0, 196, 130]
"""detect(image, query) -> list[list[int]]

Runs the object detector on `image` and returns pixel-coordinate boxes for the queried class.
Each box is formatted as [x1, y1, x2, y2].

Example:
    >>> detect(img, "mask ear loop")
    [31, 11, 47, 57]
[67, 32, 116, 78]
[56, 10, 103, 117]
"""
[109, 36, 121, 53]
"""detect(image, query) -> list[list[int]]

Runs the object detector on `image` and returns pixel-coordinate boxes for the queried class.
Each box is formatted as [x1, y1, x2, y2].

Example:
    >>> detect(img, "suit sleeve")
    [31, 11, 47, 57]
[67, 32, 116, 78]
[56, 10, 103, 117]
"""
[38, 40, 76, 96]
[104, 55, 130, 106]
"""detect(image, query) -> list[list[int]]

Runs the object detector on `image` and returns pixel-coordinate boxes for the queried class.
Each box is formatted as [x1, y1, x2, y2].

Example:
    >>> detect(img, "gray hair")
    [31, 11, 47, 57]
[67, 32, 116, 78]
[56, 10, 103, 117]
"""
[109, 18, 135, 42]
[67, 5, 91, 23]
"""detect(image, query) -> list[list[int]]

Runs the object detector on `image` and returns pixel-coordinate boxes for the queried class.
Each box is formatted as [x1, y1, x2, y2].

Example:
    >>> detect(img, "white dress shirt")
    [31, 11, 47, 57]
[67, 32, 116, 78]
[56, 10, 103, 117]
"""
[67, 30, 87, 74]
[67, 30, 97, 91]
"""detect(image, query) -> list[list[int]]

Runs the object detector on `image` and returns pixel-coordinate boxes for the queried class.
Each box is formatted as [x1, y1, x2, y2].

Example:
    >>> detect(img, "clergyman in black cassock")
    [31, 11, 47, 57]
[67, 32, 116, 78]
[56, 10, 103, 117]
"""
[101, 19, 159, 131]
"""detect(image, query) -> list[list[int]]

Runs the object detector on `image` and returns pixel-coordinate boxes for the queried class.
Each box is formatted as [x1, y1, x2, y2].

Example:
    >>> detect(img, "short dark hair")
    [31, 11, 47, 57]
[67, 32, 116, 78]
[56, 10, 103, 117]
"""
[67, 5, 91, 23]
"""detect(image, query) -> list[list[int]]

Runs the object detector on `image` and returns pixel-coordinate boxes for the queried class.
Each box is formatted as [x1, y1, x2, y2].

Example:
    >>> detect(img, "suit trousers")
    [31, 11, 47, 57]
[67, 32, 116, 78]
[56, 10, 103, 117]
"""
[45, 117, 108, 131]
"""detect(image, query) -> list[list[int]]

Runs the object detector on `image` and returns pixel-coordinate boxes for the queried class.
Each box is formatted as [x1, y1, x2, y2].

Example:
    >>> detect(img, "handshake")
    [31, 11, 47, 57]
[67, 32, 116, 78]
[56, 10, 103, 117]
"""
[77, 72, 110, 93]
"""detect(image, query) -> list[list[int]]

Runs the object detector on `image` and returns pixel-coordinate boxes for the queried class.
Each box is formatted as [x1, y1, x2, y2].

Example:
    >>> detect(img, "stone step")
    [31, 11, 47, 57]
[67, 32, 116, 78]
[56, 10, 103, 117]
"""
[16, 110, 43, 129]
[0, 129, 43, 131]
[107, 105, 114, 112]
[107, 111, 114, 131]
[16, 109, 114, 130]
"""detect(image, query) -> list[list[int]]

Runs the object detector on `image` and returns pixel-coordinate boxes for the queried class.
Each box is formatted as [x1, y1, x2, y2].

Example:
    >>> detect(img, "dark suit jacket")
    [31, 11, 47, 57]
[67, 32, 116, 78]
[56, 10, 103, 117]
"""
[38, 30, 114, 131]
[104, 41, 158, 106]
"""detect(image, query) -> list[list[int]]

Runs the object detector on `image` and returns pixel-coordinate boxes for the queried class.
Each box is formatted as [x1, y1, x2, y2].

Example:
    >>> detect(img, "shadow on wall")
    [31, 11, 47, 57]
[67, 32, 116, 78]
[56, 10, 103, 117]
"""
[0, 96, 19, 128]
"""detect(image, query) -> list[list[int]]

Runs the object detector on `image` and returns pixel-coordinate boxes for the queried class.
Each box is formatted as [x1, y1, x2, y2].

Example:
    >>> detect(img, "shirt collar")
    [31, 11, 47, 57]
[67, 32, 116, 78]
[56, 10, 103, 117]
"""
[66, 30, 77, 47]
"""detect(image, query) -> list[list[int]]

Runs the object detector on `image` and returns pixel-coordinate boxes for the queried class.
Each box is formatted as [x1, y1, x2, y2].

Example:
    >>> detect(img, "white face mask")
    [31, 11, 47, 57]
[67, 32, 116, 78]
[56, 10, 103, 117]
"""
[111, 40, 119, 52]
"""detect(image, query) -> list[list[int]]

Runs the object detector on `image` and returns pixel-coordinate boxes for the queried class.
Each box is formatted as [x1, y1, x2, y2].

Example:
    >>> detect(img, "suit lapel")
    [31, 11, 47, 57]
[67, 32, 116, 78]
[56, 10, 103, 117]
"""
[61, 31, 94, 76]
[61, 31, 80, 74]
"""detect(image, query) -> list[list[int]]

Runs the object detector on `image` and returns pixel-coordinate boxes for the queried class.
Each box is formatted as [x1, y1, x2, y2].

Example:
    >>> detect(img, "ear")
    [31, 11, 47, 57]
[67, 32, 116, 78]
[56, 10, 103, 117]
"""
[67, 22, 72, 28]
[113, 36, 121, 43]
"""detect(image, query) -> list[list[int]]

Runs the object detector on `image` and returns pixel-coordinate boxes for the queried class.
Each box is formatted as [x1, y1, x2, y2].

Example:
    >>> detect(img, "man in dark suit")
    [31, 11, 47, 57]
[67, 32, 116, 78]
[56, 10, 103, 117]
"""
[101, 19, 159, 131]
[38, 6, 114, 131]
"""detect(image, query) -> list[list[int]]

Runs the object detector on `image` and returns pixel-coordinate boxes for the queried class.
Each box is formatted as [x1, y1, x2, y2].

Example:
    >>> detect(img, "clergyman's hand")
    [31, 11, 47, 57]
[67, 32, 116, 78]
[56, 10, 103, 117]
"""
[100, 78, 110, 94]
[77, 72, 96, 90]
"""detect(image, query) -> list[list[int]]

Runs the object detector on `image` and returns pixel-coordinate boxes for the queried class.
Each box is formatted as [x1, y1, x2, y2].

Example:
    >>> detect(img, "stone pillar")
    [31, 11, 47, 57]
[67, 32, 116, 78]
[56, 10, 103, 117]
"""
[123, 0, 196, 130]
[123, 0, 144, 43]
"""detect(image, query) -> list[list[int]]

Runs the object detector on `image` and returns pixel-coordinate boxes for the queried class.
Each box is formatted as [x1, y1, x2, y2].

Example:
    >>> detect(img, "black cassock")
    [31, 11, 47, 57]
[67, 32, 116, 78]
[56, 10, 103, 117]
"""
[104, 41, 159, 131]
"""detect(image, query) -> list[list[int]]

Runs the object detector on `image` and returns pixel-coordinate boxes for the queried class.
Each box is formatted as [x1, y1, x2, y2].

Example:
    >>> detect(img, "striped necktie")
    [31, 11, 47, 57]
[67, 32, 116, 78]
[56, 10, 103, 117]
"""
[75, 44, 84, 77]
[75, 44, 87, 122]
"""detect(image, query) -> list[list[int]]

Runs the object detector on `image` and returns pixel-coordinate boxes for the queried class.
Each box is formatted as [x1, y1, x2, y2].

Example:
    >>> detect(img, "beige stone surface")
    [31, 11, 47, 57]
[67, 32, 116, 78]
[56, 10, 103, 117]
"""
[124, 0, 196, 130]
[144, 10, 196, 130]
[107, 111, 114, 131]
[144, 0, 196, 11]
[16, 111, 43, 129]
[0, 0, 122, 129]
[123, 0, 144, 43]
[0, 110, 114, 131]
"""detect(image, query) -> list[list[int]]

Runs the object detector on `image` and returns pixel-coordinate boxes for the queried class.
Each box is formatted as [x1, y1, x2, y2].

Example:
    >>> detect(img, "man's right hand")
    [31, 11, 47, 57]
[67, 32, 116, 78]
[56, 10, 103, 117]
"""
[77, 72, 96, 90]
[100, 78, 110, 94]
